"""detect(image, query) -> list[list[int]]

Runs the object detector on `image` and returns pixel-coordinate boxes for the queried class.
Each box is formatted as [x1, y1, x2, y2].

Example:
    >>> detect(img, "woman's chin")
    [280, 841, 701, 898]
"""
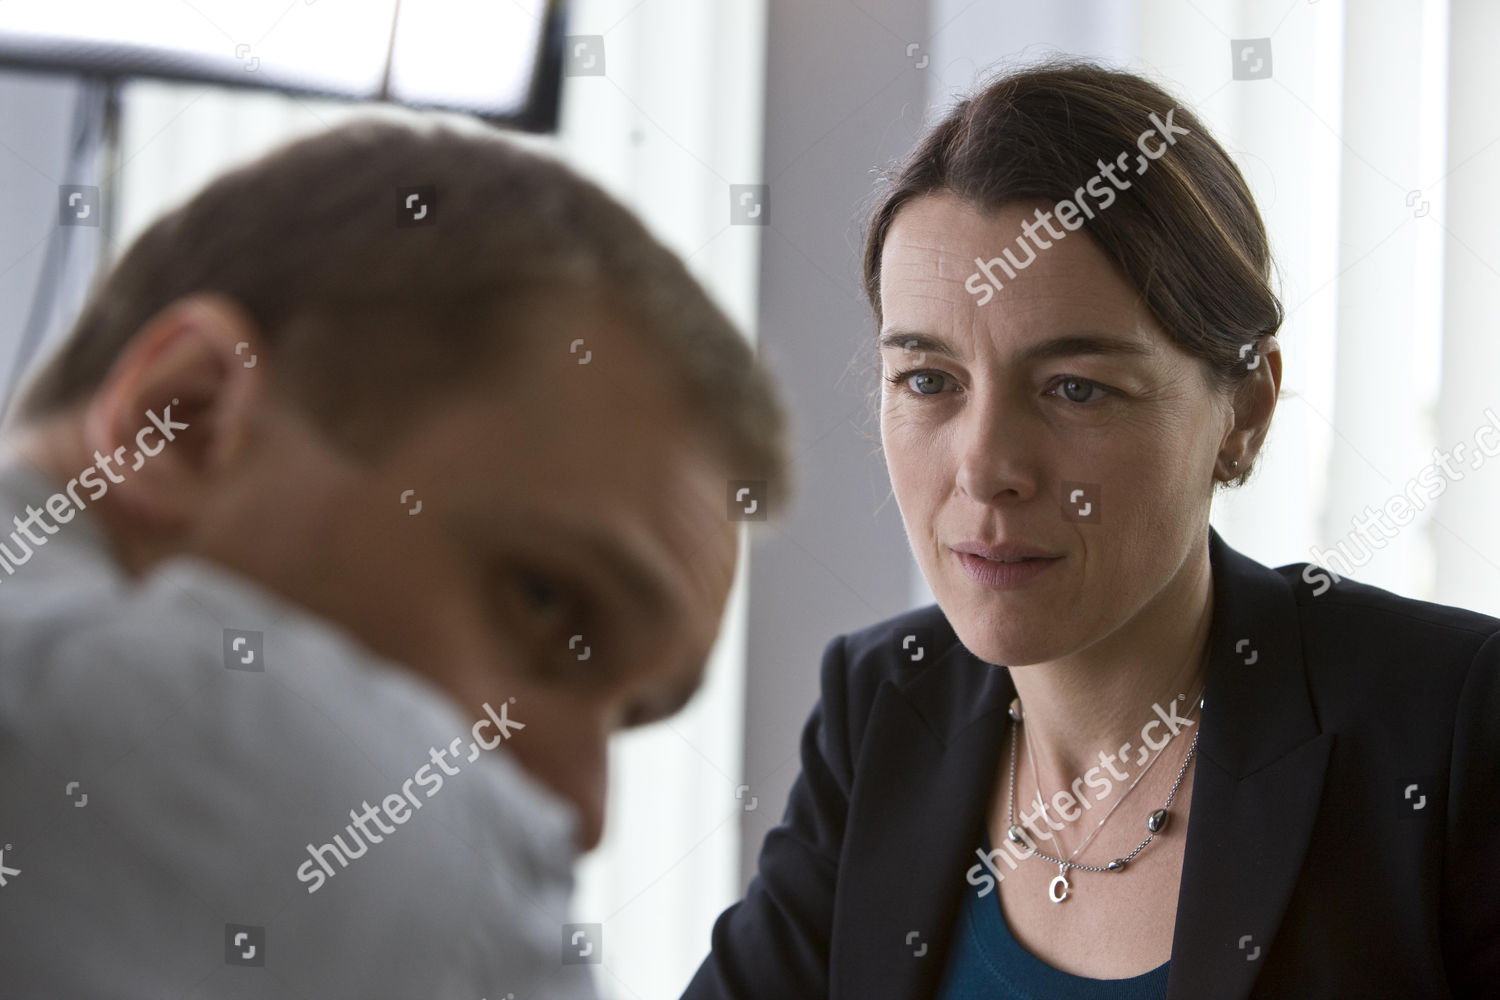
[945, 613, 1065, 669]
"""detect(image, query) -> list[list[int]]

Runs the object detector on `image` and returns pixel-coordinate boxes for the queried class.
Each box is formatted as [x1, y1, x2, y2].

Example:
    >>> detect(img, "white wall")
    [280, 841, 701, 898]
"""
[736, 0, 935, 887]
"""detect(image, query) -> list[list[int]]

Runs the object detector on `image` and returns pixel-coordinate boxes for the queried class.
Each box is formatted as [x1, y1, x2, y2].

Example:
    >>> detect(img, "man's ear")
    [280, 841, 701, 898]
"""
[80, 292, 269, 532]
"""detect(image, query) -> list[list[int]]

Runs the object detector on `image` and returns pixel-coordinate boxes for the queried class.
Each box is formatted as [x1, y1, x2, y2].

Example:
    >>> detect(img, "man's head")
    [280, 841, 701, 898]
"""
[7, 118, 790, 850]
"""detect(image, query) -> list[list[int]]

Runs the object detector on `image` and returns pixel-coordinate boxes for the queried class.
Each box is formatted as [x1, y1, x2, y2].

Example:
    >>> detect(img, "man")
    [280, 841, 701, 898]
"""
[0, 117, 788, 997]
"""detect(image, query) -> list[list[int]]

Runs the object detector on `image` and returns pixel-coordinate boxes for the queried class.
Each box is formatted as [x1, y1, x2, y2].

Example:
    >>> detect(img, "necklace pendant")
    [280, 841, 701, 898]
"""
[1147, 808, 1169, 833]
[1048, 864, 1070, 903]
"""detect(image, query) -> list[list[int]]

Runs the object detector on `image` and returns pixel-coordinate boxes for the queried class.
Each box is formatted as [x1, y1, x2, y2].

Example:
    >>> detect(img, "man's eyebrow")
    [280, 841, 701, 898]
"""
[574, 528, 672, 616]
[484, 518, 672, 618]
[877, 330, 1156, 364]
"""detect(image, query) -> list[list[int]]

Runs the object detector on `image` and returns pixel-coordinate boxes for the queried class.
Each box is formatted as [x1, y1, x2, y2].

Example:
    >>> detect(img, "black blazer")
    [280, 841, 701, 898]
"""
[683, 527, 1500, 999]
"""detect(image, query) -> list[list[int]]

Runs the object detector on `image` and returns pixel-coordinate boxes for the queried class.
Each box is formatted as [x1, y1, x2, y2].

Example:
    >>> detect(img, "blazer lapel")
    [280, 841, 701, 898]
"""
[830, 642, 1014, 999]
[1166, 528, 1334, 999]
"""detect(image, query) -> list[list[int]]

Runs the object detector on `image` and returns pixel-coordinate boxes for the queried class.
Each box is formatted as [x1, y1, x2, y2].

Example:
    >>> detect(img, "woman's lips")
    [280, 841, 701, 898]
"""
[954, 550, 1061, 590]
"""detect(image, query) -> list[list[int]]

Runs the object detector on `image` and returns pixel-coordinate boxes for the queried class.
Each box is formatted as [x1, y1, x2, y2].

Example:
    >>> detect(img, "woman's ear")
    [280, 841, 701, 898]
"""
[1219, 333, 1282, 474]
[80, 292, 269, 533]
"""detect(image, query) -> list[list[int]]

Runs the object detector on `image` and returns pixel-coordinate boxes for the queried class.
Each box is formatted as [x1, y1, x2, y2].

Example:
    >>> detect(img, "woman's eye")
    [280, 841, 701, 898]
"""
[1051, 376, 1107, 404]
[886, 368, 950, 396]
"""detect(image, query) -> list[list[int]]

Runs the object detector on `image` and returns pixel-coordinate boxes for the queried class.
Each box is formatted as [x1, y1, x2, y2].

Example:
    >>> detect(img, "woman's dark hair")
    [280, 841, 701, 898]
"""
[862, 57, 1283, 487]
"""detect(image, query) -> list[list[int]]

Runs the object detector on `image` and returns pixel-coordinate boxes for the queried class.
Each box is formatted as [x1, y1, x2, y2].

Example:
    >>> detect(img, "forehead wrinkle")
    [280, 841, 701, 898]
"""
[881, 254, 963, 297]
[881, 196, 1173, 373]
[883, 215, 980, 276]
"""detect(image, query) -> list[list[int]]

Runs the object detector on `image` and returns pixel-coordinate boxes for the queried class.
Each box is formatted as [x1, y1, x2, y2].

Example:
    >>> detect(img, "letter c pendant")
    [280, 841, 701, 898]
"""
[1048, 866, 1070, 903]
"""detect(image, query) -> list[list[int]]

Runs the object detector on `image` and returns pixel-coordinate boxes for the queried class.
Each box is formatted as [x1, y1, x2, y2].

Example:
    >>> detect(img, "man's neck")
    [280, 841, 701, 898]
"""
[1, 421, 162, 577]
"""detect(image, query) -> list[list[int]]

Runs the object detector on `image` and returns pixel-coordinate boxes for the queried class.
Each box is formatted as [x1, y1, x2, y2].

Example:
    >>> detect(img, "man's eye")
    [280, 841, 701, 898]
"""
[492, 566, 612, 677]
[520, 572, 561, 612]
[515, 571, 579, 626]
[487, 566, 569, 627]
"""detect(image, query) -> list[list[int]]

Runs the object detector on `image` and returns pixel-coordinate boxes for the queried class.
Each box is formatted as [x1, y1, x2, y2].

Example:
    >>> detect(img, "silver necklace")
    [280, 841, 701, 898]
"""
[1022, 704, 1169, 862]
[1004, 691, 1202, 903]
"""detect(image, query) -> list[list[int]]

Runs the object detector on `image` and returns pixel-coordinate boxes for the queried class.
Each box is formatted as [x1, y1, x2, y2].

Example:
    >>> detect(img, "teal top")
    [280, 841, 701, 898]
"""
[935, 835, 1170, 999]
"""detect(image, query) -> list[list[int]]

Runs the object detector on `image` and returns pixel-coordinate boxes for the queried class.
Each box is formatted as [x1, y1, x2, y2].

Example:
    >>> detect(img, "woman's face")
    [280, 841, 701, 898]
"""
[878, 192, 1233, 668]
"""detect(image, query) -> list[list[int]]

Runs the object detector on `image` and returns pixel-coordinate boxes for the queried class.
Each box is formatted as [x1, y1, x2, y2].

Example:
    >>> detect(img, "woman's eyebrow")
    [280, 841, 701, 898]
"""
[877, 330, 1155, 363]
[877, 330, 959, 358]
[1015, 333, 1157, 364]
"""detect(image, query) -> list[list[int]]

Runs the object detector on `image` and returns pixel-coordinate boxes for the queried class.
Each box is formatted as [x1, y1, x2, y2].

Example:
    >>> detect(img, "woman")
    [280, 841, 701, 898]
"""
[682, 60, 1499, 999]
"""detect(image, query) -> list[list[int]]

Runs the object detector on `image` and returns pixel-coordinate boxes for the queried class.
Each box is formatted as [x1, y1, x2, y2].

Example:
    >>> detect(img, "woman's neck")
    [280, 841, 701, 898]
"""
[1007, 541, 1215, 790]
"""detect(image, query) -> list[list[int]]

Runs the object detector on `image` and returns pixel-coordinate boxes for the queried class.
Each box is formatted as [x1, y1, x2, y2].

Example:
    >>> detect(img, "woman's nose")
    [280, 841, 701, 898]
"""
[952, 394, 1038, 503]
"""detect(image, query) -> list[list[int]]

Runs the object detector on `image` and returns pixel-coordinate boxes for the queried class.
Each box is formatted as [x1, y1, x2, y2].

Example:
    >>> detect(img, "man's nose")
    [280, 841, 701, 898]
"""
[506, 712, 610, 852]
[574, 785, 606, 852]
[562, 737, 608, 851]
